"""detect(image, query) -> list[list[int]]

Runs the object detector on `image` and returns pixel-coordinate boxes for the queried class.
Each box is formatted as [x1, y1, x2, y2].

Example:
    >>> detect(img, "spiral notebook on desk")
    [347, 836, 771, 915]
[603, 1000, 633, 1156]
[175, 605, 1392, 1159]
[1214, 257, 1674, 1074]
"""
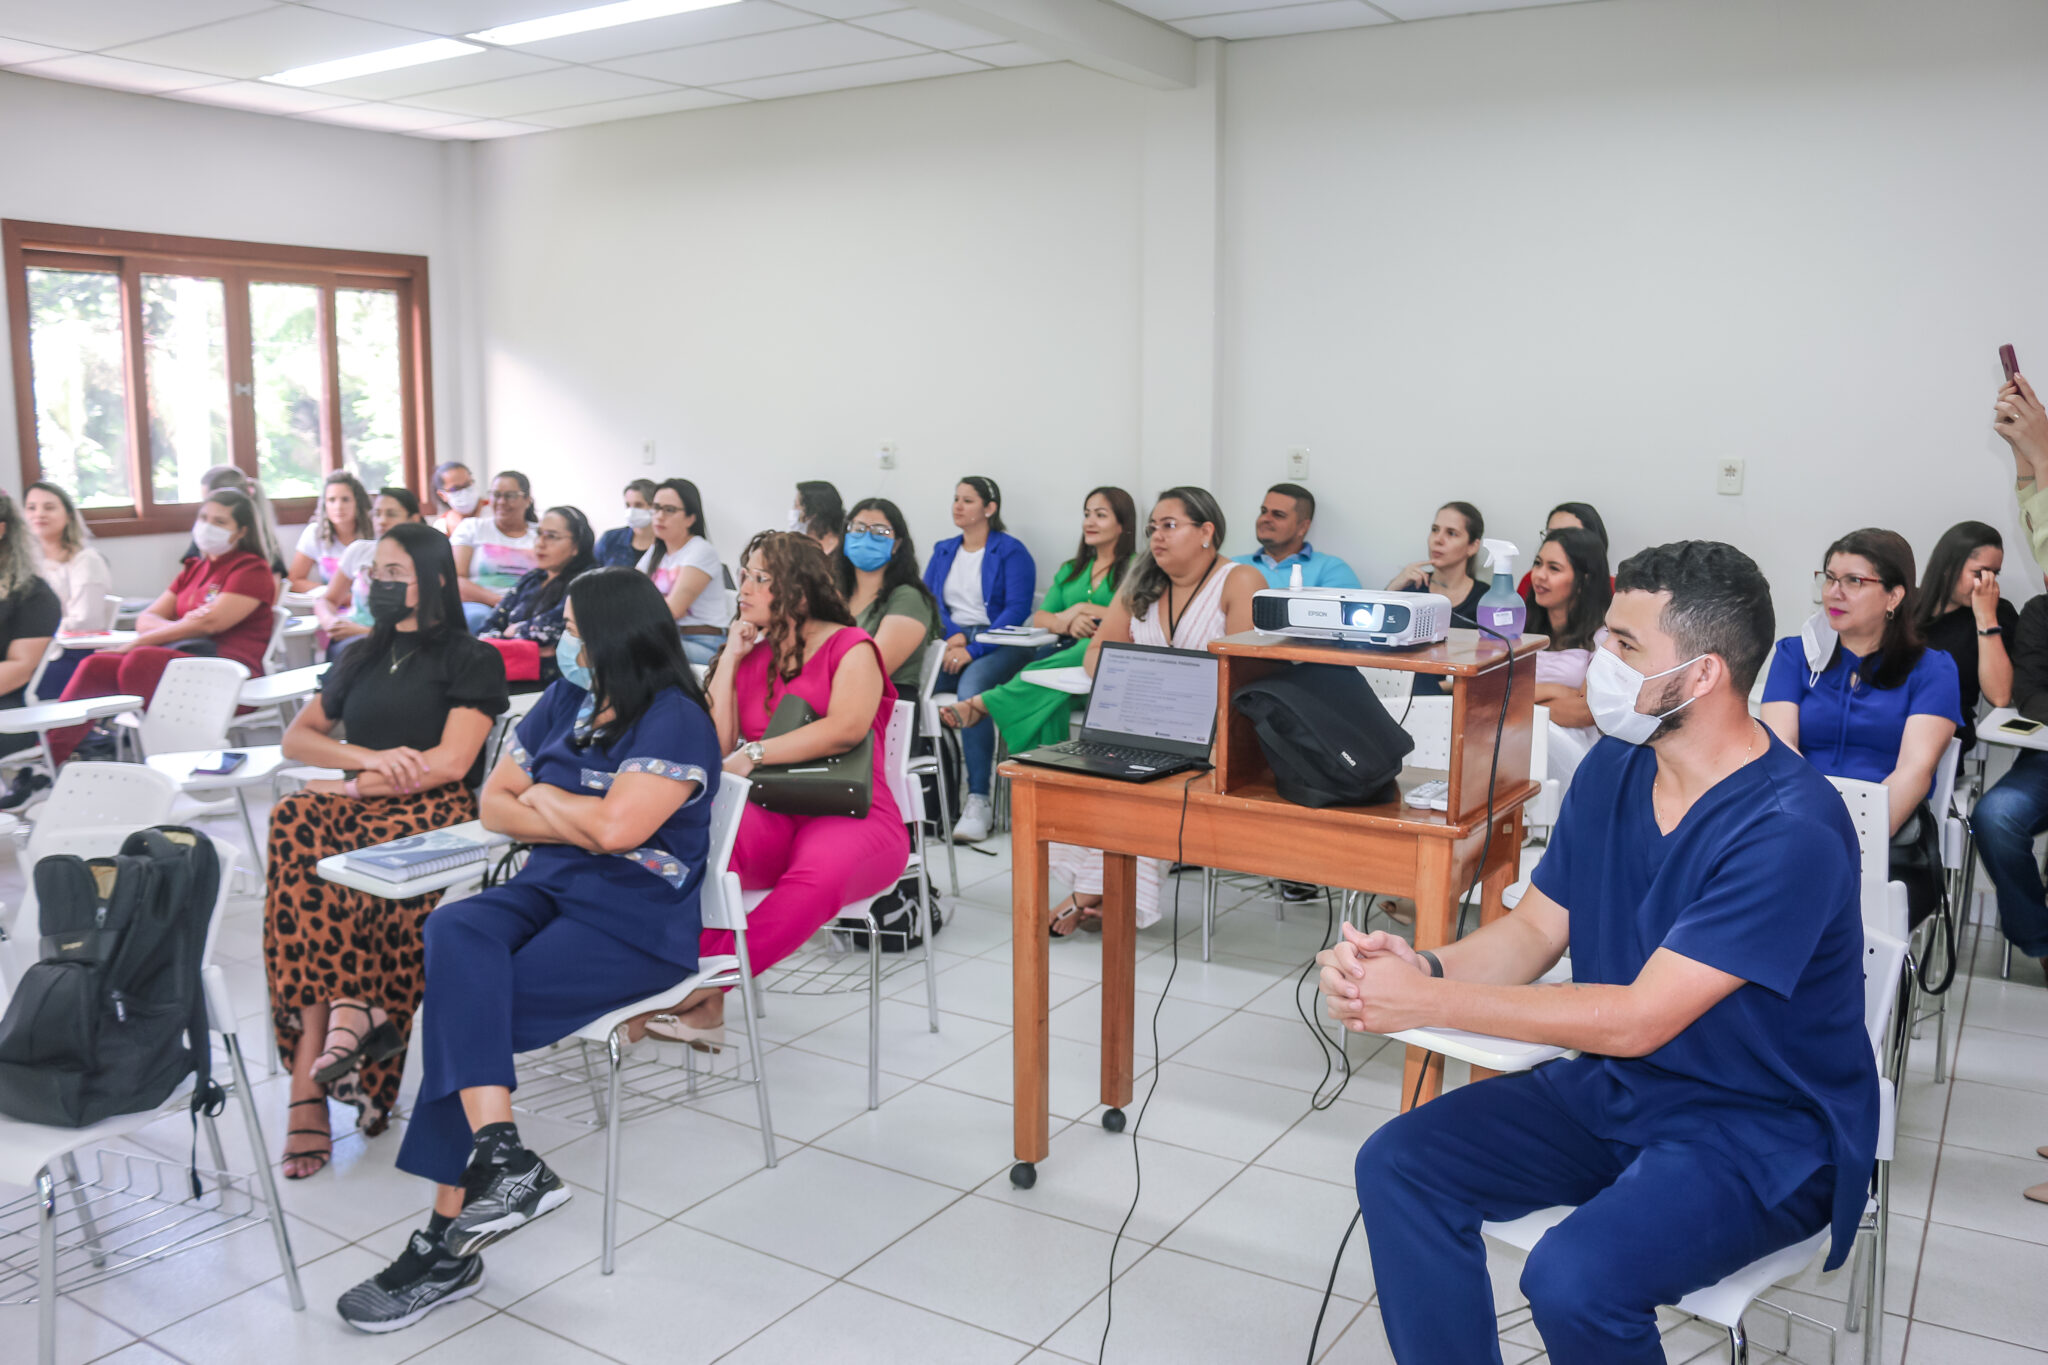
[343, 829, 495, 879]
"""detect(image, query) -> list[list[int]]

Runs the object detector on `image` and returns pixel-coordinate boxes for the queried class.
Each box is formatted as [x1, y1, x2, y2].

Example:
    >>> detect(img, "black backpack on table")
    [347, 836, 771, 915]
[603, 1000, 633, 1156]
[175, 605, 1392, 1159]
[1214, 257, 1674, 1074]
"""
[0, 827, 223, 1129]
[1230, 663, 1414, 809]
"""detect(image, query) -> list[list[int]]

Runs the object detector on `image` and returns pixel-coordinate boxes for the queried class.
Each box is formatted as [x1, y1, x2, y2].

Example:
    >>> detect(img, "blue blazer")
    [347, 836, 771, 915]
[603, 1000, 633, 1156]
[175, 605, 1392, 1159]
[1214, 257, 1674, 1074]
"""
[923, 531, 1037, 659]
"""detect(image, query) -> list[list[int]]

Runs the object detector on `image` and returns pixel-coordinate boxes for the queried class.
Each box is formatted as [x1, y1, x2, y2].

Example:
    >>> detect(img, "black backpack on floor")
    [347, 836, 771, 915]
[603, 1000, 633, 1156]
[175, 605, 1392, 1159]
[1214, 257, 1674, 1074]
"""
[0, 827, 222, 1129]
[1230, 663, 1413, 809]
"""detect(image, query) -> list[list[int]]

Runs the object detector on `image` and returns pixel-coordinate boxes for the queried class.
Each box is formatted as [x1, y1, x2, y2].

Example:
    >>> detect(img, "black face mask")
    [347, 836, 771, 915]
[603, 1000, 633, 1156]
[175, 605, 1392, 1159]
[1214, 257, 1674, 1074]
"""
[367, 579, 413, 627]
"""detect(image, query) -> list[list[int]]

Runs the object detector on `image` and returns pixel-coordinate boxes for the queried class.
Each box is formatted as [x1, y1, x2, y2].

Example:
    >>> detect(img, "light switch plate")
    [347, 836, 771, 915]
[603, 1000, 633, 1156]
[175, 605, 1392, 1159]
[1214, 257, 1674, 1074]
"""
[641, 440, 655, 466]
[877, 443, 898, 470]
[1287, 447, 1310, 480]
[1717, 458, 1744, 495]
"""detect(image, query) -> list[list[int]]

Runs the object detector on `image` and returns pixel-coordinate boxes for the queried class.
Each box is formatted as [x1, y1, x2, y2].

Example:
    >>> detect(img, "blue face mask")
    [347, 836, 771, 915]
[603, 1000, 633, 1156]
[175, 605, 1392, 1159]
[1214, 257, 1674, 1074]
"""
[844, 530, 893, 571]
[555, 632, 592, 690]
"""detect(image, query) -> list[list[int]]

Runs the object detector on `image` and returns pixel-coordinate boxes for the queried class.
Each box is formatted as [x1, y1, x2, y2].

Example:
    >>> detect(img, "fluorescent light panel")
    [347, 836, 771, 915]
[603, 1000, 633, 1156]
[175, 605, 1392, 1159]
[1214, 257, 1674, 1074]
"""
[264, 38, 482, 87]
[469, 0, 744, 46]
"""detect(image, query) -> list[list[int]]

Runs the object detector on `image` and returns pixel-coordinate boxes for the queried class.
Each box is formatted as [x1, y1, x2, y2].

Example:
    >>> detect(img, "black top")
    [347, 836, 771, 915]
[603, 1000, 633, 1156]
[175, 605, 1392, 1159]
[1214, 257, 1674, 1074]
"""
[0, 577, 61, 708]
[1404, 576, 1491, 697]
[320, 631, 510, 786]
[1924, 601, 2020, 751]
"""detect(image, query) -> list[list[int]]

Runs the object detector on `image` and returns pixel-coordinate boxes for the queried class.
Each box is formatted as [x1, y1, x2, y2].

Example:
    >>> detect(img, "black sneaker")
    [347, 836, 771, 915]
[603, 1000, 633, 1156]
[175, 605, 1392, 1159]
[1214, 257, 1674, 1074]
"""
[1277, 880, 1322, 903]
[443, 1149, 570, 1258]
[0, 770, 49, 812]
[336, 1229, 484, 1333]
[71, 726, 118, 761]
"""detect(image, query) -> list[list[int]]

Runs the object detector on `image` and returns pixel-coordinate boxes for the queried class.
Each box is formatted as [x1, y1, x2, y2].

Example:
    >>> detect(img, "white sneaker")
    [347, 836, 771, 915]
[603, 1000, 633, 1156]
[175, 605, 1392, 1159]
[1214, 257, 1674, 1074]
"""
[954, 794, 994, 843]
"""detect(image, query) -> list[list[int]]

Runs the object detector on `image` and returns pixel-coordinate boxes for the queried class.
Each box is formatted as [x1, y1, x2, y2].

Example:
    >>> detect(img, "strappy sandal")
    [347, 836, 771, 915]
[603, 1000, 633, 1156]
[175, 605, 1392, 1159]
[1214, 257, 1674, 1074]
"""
[1048, 895, 1103, 940]
[938, 698, 987, 730]
[282, 1098, 332, 1180]
[312, 1003, 405, 1087]
[645, 992, 727, 1052]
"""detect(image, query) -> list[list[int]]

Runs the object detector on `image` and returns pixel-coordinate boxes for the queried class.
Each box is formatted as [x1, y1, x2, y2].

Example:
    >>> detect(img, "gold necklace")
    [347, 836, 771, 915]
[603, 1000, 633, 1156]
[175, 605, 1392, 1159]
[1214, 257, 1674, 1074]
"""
[388, 642, 419, 674]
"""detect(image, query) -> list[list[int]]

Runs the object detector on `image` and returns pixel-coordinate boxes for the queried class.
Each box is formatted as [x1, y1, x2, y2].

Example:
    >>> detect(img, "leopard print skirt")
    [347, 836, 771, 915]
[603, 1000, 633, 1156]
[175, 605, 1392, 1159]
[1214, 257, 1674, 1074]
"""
[264, 785, 477, 1133]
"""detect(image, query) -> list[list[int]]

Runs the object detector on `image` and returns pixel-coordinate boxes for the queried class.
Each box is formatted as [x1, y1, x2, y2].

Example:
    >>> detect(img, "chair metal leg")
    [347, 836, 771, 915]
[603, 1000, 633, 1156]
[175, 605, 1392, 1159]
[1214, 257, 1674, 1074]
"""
[1727, 1318, 1748, 1365]
[1865, 1161, 1890, 1365]
[58, 1153, 106, 1269]
[580, 1041, 609, 1128]
[918, 834, 939, 1035]
[732, 931, 778, 1168]
[601, 1029, 624, 1275]
[234, 790, 265, 873]
[1202, 868, 1217, 963]
[37, 1166, 56, 1365]
[866, 925, 882, 1111]
[934, 736, 961, 897]
[225, 1034, 305, 1310]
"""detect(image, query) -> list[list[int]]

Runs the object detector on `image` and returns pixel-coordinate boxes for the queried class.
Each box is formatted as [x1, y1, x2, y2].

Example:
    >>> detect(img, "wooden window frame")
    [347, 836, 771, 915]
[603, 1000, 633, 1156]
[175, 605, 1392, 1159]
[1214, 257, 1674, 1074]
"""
[4, 220, 433, 537]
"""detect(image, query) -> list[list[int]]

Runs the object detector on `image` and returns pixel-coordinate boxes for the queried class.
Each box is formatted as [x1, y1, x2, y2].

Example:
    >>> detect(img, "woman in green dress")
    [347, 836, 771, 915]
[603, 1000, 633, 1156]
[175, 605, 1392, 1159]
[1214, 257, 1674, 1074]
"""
[940, 485, 1136, 753]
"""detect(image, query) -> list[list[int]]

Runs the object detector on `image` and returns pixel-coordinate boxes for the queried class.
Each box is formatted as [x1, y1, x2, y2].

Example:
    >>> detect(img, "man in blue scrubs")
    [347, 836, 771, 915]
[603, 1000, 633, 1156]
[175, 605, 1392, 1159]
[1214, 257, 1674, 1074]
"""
[1320, 541, 1878, 1364]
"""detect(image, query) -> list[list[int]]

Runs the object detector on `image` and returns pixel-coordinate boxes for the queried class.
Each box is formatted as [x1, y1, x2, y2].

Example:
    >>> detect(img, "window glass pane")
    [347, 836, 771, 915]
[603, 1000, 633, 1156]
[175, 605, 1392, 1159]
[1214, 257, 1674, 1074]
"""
[249, 281, 324, 498]
[142, 274, 230, 505]
[25, 268, 131, 508]
[336, 288, 403, 493]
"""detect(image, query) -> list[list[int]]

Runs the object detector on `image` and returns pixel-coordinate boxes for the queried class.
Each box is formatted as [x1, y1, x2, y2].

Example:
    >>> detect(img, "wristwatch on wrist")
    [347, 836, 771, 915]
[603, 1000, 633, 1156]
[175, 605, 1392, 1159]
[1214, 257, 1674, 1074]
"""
[1979, 625, 2004, 637]
[1417, 950, 1444, 978]
[743, 741, 767, 765]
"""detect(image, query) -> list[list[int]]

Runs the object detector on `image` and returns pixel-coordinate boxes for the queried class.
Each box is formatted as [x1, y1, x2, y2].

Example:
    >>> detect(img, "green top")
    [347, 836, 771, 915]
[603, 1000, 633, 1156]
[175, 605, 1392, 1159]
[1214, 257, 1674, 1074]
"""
[853, 580, 940, 691]
[1041, 555, 1125, 623]
[977, 554, 1130, 755]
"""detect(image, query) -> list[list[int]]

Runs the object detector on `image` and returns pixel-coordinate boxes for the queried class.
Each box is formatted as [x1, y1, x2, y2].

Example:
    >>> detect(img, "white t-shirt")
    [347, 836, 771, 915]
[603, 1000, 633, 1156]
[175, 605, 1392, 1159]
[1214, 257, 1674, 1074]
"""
[333, 538, 377, 625]
[293, 522, 357, 585]
[37, 546, 114, 633]
[453, 518, 539, 591]
[944, 547, 989, 629]
[639, 536, 730, 629]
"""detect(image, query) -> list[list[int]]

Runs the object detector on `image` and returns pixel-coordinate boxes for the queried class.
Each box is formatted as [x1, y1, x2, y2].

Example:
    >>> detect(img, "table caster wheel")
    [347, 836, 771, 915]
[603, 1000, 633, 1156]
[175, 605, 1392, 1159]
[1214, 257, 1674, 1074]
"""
[1102, 1107, 1127, 1134]
[1010, 1162, 1037, 1189]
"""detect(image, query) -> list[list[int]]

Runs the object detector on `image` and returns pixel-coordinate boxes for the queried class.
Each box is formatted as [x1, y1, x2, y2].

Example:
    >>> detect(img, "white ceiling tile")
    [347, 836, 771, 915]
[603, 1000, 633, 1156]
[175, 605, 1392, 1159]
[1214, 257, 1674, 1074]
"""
[163, 78, 362, 112]
[1373, 0, 1580, 17]
[414, 116, 546, 138]
[953, 41, 1054, 67]
[294, 0, 569, 30]
[401, 64, 678, 116]
[708, 47, 975, 99]
[0, 0, 276, 53]
[1119, 0, 1320, 19]
[1174, 0, 1391, 38]
[309, 46, 559, 98]
[602, 23, 919, 84]
[514, 1, 819, 63]
[520, 86, 743, 125]
[12, 53, 232, 93]
[772, 0, 903, 19]
[298, 99, 468, 129]
[107, 6, 445, 79]
[0, 36, 74, 66]
[851, 9, 1005, 49]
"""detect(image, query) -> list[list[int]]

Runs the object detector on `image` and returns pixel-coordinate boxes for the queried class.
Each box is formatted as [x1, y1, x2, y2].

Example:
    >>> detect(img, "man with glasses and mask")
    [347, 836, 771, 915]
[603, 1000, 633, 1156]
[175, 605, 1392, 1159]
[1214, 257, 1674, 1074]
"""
[1318, 541, 1877, 1365]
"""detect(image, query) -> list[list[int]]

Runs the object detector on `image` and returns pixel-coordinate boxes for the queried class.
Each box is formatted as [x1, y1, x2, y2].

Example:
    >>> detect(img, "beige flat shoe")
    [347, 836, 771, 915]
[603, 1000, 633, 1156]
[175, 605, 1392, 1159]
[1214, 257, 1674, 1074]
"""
[2036, 1145, 2048, 1161]
[2025, 1182, 2048, 1206]
[645, 1015, 725, 1053]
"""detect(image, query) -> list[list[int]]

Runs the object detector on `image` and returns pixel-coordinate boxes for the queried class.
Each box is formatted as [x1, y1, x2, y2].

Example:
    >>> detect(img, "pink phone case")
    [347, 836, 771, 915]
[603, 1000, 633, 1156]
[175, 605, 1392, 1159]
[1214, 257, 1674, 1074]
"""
[2001, 344, 2020, 384]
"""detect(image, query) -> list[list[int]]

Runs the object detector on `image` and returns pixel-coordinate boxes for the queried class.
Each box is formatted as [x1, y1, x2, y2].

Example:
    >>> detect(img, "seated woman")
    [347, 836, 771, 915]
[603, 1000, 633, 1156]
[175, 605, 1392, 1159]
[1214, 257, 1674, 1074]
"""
[48, 489, 279, 764]
[924, 476, 1038, 842]
[794, 480, 845, 557]
[1045, 487, 1262, 936]
[1388, 500, 1488, 696]
[594, 478, 658, 569]
[940, 485, 1136, 764]
[1965, 590, 2048, 981]
[1523, 526, 1612, 783]
[1515, 501, 1608, 597]
[429, 461, 479, 540]
[640, 477, 731, 666]
[1762, 528, 1961, 924]
[672, 532, 906, 1040]
[1913, 520, 2016, 754]
[0, 491, 64, 808]
[338, 568, 718, 1331]
[835, 497, 939, 693]
[193, 465, 289, 577]
[452, 471, 539, 632]
[24, 479, 113, 698]
[478, 505, 598, 688]
[315, 487, 421, 661]
[288, 471, 372, 592]
[264, 524, 508, 1178]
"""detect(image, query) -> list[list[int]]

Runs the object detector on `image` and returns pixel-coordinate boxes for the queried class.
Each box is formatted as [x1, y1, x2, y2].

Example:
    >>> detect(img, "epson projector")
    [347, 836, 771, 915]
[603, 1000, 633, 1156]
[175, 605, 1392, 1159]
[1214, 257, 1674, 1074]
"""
[1251, 588, 1452, 649]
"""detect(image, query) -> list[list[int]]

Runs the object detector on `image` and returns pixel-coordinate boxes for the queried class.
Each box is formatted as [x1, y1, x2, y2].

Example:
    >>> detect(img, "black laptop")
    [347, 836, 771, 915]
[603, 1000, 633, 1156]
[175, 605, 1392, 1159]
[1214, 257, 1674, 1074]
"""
[1012, 642, 1219, 782]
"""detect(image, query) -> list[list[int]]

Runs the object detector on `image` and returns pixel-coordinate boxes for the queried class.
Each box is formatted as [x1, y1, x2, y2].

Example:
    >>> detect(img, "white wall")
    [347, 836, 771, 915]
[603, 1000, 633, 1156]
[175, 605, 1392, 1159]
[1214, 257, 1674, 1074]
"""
[0, 72, 466, 594]
[1220, 0, 2048, 625]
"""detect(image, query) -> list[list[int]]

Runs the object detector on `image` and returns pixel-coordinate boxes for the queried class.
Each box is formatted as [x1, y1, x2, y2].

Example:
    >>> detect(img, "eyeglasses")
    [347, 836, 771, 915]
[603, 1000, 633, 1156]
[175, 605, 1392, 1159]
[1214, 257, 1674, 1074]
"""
[1815, 570, 1883, 593]
[652, 503, 686, 517]
[367, 565, 415, 583]
[534, 529, 573, 544]
[489, 490, 525, 503]
[1147, 519, 1194, 536]
[738, 568, 774, 587]
[847, 522, 894, 538]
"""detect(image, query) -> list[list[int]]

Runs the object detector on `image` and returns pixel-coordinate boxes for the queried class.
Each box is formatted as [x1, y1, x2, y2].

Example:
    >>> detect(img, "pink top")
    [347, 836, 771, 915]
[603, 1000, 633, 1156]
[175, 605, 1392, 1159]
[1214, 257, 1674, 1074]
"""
[734, 625, 900, 826]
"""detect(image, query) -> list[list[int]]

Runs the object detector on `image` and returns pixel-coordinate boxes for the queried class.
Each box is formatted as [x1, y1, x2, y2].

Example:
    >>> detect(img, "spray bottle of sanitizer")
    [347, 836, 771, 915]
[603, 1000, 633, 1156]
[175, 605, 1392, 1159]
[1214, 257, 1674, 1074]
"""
[1476, 539, 1526, 641]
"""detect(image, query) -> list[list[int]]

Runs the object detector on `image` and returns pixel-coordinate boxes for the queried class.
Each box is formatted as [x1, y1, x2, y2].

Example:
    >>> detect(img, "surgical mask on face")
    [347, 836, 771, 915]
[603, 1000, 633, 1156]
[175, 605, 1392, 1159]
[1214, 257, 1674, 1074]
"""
[843, 531, 893, 571]
[192, 519, 234, 557]
[366, 579, 411, 626]
[626, 507, 653, 531]
[556, 632, 592, 690]
[787, 508, 806, 533]
[1800, 609, 1838, 678]
[444, 485, 480, 515]
[1585, 647, 1706, 746]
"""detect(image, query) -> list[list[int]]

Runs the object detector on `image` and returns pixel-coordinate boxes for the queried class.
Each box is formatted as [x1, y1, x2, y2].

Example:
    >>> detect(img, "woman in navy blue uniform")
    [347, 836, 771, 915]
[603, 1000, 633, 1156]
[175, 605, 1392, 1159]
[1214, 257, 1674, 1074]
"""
[340, 566, 721, 1334]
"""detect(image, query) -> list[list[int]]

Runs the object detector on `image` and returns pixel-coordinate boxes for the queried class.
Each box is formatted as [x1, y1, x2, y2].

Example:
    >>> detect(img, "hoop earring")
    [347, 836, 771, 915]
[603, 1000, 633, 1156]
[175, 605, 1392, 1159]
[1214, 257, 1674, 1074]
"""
[1885, 607, 1896, 621]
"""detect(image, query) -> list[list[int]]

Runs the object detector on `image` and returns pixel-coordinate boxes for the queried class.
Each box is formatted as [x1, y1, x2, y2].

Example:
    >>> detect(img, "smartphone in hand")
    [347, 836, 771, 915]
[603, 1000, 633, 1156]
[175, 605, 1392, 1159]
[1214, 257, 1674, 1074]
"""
[2002, 343, 2021, 385]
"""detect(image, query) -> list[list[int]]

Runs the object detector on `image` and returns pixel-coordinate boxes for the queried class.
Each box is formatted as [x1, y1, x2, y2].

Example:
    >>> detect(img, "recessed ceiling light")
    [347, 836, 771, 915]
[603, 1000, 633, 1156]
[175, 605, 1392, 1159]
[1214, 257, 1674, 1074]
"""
[263, 38, 483, 88]
[468, 0, 744, 47]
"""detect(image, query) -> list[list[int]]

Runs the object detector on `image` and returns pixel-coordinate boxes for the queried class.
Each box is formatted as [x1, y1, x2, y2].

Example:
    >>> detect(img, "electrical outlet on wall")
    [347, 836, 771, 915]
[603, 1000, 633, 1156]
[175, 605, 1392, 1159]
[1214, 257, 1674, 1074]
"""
[1286, 447, 1310, 480]
[641, 440, 656, 466]
[1716, 458, 1744, 495]
[877, 443, 898, 470]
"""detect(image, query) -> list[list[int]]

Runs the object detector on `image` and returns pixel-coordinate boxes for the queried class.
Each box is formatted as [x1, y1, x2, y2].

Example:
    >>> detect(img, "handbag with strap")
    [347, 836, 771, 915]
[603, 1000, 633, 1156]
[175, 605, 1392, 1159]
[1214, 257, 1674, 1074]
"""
[746, 694, 874, 818]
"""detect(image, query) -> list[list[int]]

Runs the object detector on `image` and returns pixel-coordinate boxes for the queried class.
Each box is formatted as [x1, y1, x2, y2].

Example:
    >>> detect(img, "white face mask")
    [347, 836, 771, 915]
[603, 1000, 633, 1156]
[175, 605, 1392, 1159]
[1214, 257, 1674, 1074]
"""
[191, 518, 234, 557]
[1800, 609, 1838, 677]
[626, 507, 654, 530]
[443, 485, 480, 514]
[1585, 647, 1705, 745]
[786, 508, 806, 533]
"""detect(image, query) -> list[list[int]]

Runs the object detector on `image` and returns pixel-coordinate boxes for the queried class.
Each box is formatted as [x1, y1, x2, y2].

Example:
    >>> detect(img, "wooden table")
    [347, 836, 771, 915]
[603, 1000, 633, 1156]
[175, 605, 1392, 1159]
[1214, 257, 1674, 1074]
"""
[1001, 628, 1542, 1187]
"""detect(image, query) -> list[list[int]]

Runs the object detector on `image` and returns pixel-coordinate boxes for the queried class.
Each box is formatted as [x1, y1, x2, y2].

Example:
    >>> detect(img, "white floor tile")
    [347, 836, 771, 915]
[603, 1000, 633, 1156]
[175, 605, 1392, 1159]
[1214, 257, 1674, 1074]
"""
[0, 1298, 139, 1365]
[1162, 1165, 1376, 1298]
[1924, 1144, 2048, 1245]
[678, 1146, 962, 1276]
[745, 988, 871, 1046]
[67, 1212, 343, 1337]
[1780, 1213, 1923, 1314]
[1122, 1061, 1330, 1163]
[890, 955, 1094, 1025]
[1169, 1009, 1383, 1095]
[1178, 895, 1343, 967]
[786, 998, 1008, 1080]
[92, 1345, 187, 1365]
[1047, 984, 1234, 1062]
[929, 1032, 1149, 1126]
[1043, 1246, 1367, 1364]
[696, 1044, 914, 1142]
[542, 1104, 774, 1219]
[1904, 1320, 2048, 1363]
[1938, 1079, 2048, 1159]
[401, 1312, 618, 1363]
[1963, 977, 2048, 1039]
[716, 1281, 1031, 1364]
[458, 1177, 663, 1307]
[1911, 1222, 2048, 1347]
[1133, 950, 1294, 1010]
[1317, 1303, 1395, 1364]
[926, 905, 1019, 957]
[974, 1122, 1242, 1244]
[1947, 1026, 2048, 1095]
[812, 1082, 1022, 1191]
[1255, 1099, 1395, 1189]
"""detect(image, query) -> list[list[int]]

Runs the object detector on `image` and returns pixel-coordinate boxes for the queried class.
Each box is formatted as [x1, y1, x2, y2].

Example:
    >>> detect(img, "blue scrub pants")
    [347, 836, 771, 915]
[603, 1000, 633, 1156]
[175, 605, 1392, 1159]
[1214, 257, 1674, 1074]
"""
[462, 601, 493, 633]
[1968, 749, 2048, 959]
[1357, 1067, 1833, 1364]
[942, 643, 1033, 797]
[394, 880, 688, 1186]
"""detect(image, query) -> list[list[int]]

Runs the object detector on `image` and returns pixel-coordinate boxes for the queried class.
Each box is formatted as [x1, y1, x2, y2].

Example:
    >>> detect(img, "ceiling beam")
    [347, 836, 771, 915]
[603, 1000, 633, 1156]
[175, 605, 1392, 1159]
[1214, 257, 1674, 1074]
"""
[917, 0, 1196, 89]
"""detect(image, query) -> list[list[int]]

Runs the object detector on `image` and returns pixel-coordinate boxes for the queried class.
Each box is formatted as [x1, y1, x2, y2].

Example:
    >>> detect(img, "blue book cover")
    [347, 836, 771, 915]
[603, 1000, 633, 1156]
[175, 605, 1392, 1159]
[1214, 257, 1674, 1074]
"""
[344, 829, 491, 877]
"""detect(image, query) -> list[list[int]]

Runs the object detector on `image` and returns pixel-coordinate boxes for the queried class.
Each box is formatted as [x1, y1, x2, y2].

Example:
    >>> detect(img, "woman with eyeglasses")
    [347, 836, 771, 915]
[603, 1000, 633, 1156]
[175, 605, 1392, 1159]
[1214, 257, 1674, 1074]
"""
[264, 523, 509, 1179]
[288, 471, 373, 592]
[451, 471, 539, 631]
[1762, 528, 1960, 925]
[595, 478, 659, 569]
[1043, 487, 1262, 936]
[639, 477, 731, 666]
[314, 487, 421, 662]
[834, 497, 939, 691]
[478, 506, 599, 687]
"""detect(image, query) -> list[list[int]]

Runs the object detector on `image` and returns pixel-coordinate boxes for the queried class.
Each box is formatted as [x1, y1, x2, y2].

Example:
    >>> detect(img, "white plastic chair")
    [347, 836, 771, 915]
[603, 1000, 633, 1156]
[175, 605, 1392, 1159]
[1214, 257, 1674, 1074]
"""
[0, 832, 305, 1364]
[125, 657, 251, 760]
[570, 773, 775, 1274]
[1361, 667, 1414, 709]
[908, 640, 960, 896]
[1828, 776, 1910, 942]
[751, 700, 940, 1109]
